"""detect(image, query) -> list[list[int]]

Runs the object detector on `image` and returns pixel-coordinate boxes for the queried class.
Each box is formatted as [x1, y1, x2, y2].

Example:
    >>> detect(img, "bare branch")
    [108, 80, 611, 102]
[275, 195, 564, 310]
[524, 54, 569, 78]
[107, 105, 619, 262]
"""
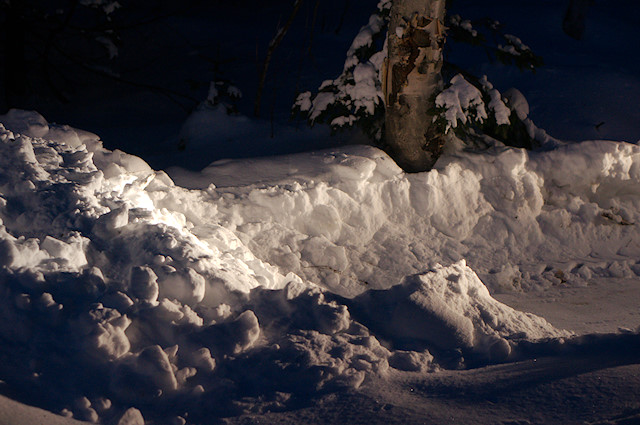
[254, 0, 302, 117]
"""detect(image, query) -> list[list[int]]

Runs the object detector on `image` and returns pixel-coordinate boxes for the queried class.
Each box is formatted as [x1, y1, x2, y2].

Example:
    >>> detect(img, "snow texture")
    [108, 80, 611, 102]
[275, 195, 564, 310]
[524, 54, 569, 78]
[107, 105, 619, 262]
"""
[1, 110, 640, 422]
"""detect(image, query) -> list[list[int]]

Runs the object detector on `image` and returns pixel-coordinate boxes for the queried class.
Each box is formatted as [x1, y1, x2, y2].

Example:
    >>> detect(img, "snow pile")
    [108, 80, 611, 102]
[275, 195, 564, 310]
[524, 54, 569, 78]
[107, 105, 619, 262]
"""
[352, 261, 571, 364]
[181, 139, 640, 297]
[1, 110, 638, 423]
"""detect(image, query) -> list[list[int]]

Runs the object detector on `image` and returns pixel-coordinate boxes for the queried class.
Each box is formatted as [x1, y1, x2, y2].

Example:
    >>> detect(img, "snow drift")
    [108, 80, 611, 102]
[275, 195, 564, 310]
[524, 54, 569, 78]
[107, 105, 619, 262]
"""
[0, 110, 639, 423]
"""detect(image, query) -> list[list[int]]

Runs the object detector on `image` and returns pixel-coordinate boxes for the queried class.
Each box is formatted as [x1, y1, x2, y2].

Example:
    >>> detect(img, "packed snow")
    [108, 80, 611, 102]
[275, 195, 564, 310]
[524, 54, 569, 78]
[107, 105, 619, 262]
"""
[1, 110, 639, 424]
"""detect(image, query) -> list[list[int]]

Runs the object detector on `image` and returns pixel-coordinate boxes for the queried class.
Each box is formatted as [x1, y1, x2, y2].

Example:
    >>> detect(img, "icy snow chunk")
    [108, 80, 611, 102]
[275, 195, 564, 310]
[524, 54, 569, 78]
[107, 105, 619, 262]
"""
[40, 235, 88, 269]
[14, 293, 31, 310]
[188, 347, 216, 372]
[151, 298, 202, 326]
[73, 305, 132, 360]
[92, 397, 111, 413]
[193, 310, 260, 355]
[0, 109, 49, 138]
[297, 205, 342, 240]
[223, 310, 261, 354]
[100, 149, 152, 175]
[117, 407, 145, 425]
[95, 205, 129, 231]
[73, 397, 99, 422]
[46, 124, 100, 149]
[0, 238, 23, 268]
[38, 292, 57, 309]
[158, 267, 205, 305]
[171, 417, 187, 425]
[130, 266, 159, 302]
[250, 285, 351, 335]
[112, 345, 178, 400]
[101, 291, 135, 311]
[262, 330, 389, 391]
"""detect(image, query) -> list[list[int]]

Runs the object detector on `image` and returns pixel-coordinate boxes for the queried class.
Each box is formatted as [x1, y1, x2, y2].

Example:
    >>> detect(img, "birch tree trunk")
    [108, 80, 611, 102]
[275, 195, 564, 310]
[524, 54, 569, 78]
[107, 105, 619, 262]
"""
[383, 0, 446, 172]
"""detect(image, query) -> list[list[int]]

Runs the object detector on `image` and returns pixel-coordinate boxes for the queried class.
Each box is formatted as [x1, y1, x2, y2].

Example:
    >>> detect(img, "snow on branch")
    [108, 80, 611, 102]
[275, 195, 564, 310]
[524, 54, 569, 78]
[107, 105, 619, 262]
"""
[79, 0, 121, 15]
[436, 74, 488, 133]
[435, 74, 515, 136]
[293, 0, 390, 140]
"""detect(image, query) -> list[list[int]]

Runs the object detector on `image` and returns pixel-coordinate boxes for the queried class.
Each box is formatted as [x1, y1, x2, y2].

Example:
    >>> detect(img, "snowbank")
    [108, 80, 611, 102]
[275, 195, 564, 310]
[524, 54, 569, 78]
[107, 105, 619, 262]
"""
[1, 110, 638, 423]
[176, 134, 640, 296]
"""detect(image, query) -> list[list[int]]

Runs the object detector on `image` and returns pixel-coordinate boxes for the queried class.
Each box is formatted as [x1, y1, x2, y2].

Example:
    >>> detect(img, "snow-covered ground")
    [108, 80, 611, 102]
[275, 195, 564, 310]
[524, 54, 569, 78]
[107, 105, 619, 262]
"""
[1, 109, 639, 425]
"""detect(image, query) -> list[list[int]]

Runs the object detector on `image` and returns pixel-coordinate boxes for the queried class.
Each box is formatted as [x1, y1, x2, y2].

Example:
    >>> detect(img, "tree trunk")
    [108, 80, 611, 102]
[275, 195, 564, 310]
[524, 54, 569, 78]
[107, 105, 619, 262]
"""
[383, 0, 446, 172]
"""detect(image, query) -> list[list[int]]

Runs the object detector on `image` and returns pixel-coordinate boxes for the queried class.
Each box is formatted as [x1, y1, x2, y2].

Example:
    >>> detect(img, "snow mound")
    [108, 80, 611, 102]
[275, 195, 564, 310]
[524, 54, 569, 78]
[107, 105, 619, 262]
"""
[352, 260, 570, 363]
[178, 138, 640, 297]
[0, 110, 635, 422]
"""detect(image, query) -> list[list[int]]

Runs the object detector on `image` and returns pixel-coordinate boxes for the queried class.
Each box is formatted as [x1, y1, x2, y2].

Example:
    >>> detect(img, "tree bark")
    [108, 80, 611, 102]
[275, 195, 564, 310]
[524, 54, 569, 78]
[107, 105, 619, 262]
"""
[383, 0, 447, 172]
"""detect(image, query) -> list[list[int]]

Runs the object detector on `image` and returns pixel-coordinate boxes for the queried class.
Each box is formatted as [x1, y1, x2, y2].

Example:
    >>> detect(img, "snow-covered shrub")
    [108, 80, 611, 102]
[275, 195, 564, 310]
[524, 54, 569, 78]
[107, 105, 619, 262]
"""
[433, 73, 538, 149]
[293, 0, 391, 140]
[204, 79, 242, 115]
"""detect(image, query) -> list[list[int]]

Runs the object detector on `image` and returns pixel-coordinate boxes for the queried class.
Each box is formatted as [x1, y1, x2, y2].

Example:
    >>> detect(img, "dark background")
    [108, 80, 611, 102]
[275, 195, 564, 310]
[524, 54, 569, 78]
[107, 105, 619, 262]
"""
[1, 0, 638, 170]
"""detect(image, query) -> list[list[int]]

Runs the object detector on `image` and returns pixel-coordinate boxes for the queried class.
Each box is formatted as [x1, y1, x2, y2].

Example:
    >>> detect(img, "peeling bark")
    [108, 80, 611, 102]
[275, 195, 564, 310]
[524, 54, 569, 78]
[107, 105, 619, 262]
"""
[384, 0, 446, 172]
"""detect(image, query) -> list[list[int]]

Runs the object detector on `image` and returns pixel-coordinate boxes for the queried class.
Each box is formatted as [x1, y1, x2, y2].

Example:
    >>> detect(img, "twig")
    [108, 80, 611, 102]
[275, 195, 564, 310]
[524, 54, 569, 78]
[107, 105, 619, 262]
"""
[307, 0, 321, 56]
[334, 0, 350, 35]
[254, 0, 302, 117]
